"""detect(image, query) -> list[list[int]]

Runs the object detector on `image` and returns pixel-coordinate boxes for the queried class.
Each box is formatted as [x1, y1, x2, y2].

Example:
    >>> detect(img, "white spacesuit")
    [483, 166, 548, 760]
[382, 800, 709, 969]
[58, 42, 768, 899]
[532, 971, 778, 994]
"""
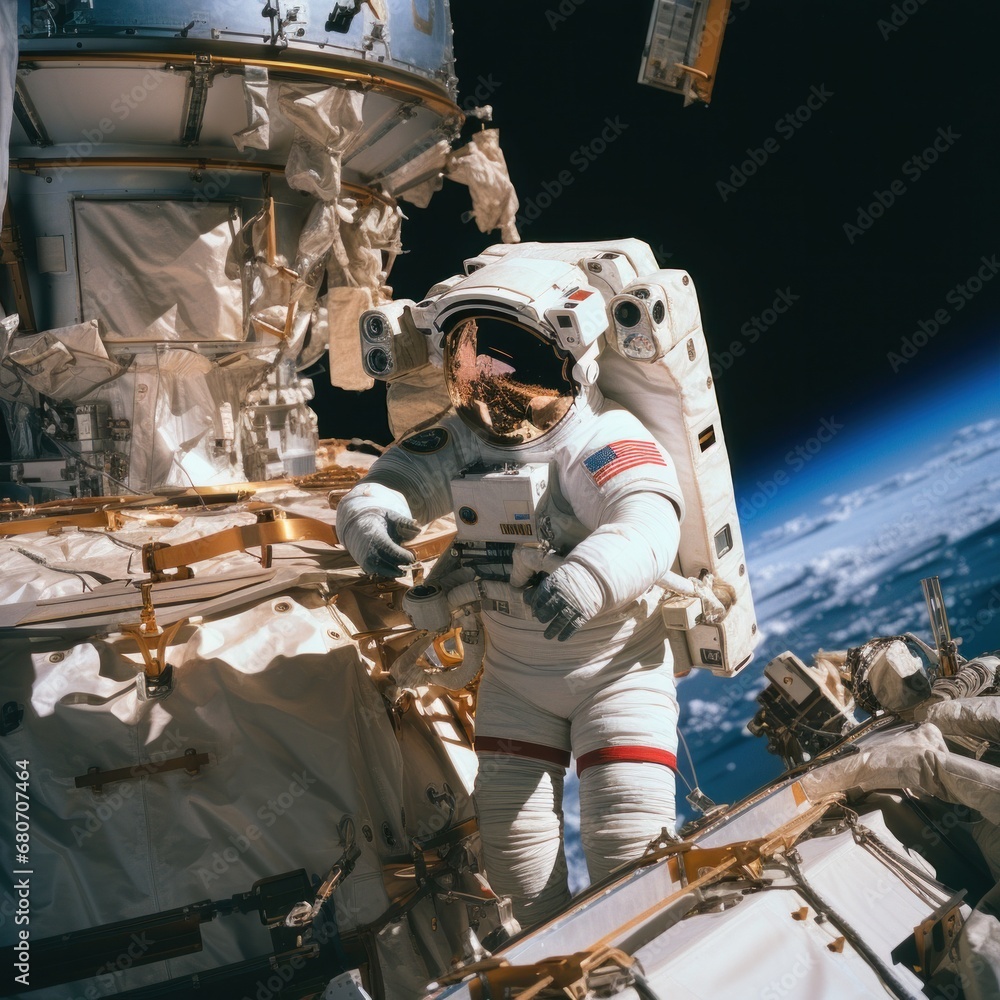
[337, 313, 685, 925]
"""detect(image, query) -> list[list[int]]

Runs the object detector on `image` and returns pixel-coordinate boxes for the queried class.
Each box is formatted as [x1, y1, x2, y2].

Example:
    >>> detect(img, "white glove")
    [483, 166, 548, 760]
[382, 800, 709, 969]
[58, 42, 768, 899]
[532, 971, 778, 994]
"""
[336, 482, 420, 578]
[525, 562, 603, 641]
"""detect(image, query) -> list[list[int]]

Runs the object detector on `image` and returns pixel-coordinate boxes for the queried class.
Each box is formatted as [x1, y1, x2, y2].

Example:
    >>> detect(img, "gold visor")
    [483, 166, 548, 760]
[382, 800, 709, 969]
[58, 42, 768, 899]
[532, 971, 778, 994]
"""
[444, 316, 577, 446]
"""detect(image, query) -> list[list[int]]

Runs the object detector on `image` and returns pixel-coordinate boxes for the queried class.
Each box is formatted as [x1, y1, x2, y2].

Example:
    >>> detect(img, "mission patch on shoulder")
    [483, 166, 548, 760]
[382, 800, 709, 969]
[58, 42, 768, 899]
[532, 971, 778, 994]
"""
[400, 427, 450, 454]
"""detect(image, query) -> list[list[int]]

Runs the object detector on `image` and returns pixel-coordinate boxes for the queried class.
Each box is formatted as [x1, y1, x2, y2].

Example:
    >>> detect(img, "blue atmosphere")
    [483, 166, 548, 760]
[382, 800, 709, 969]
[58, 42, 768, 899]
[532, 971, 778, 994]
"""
[731, 345, 999, 532]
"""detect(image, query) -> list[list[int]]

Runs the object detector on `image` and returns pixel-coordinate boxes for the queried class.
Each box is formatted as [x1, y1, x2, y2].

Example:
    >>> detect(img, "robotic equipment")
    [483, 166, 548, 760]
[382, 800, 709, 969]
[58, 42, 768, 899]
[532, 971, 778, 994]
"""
[357, 240, 758, 678]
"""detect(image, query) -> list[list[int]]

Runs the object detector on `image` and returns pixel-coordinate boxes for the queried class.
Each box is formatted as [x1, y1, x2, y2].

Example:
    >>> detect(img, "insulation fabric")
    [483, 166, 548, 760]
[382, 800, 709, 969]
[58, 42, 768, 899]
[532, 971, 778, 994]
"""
[74, 201, 244, 342]
[326, 197, 402, 301]
[0, 605, 405, 998]
[3, 320, 125, 401]
[800, 723, 1000, 825]
[0, 312, 16, 355]
[924, 696, 1000, 743]
[232, 65, 271, 152]
[0, 499, 339, 615]
[83, 347, 273, 491]
[295, 200, 343, 281]
[0, 492, 483, 999]
[445, 129, 521, 244]
[387, 139, 451, 209]
[324, 285, 375, 391]
[279, 85, 364, 201]
[149, 349, 251, 487]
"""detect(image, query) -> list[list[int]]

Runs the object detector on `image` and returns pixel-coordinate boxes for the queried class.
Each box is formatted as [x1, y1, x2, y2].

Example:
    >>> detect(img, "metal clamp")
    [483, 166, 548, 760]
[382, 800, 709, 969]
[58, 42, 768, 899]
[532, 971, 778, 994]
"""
[142, 507, 340, 581]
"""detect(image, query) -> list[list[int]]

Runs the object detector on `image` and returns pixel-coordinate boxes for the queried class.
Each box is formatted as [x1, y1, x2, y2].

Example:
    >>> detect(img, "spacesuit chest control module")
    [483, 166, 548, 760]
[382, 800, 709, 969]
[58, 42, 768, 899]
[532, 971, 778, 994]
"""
[344, 239, 758, 679]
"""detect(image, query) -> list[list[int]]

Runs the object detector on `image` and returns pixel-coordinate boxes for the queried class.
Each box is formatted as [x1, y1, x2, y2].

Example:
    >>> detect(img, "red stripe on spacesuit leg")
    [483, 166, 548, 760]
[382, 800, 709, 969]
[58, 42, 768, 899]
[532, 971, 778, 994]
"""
[475, 736, 571, 768]
[575, 746, 678, 775]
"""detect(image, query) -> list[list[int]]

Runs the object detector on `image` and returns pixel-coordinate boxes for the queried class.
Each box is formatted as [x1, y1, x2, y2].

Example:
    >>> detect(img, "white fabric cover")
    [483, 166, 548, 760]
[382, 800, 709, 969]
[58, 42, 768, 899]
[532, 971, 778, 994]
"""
[326, 197, 402, 302]
[0, 312, 16, 354]
[2, 320, 124, 401]
[800, 723, 1000, 825]
[295, 200, 343, 281]
[232, 65, 271, 152]
[279, 85, 364, 202]
[80, 347, 273, 491]
[445, 130, 521, 243]
[0, 514, 277, 612]
[147, 350, 252, 486]
[74, 200, 244, 342]
[0, 493, 484, 999]
[0, 604, 440, 999]
[388, 139, 451, 209]
[325, 285, 376, 391]
[924, 696, 1000, 743]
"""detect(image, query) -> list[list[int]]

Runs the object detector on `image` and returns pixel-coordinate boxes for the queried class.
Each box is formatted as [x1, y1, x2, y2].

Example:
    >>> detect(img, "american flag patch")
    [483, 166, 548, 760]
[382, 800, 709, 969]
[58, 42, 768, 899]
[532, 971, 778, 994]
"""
[583, 440, 666, 486]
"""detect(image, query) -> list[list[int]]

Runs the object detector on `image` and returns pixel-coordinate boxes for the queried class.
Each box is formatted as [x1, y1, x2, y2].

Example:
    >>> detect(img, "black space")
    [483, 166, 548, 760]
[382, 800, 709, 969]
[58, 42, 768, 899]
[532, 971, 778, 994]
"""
[317, 0, 999, 475]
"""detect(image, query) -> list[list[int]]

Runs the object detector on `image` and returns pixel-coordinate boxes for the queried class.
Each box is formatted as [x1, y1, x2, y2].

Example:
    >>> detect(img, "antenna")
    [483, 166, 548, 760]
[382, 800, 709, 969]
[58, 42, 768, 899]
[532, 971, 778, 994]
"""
[921, 575, 959, 677]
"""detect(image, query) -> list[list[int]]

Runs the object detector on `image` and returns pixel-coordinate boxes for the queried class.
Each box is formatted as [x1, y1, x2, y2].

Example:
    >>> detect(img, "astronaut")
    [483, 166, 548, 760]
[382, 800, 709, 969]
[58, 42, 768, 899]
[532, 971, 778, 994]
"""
[337, 308, 685, 926]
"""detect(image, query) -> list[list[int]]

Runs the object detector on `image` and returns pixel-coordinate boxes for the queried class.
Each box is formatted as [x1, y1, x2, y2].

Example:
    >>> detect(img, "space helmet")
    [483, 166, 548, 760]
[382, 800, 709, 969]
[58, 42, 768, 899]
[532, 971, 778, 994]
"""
[442, 313, 579, 447]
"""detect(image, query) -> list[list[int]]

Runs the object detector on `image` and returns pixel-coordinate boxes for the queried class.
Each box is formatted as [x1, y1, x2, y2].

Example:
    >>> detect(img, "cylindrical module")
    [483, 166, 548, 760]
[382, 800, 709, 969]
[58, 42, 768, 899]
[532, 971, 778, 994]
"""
[1, 0, 463, 493]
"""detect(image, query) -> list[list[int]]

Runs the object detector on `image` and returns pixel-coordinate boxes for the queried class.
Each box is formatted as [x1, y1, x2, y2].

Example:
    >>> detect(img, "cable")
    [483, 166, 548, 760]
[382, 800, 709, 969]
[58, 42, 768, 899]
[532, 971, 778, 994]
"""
[674, 728, 697, 795]
[0, 541, 113, 591]
[49, 436, 144, 496]
[777, 853, 922, 999]
[631, 967, 665, 1000]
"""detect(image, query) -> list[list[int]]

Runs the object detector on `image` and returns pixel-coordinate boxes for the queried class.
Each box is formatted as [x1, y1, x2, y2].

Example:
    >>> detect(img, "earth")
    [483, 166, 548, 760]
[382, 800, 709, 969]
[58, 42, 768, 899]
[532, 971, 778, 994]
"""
[563, 371, 1000, 891]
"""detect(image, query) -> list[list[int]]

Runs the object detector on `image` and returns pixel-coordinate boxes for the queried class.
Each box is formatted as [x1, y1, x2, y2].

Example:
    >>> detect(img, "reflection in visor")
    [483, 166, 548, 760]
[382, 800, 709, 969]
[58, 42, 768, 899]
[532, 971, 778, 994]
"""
[444, 316, 577, 445]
